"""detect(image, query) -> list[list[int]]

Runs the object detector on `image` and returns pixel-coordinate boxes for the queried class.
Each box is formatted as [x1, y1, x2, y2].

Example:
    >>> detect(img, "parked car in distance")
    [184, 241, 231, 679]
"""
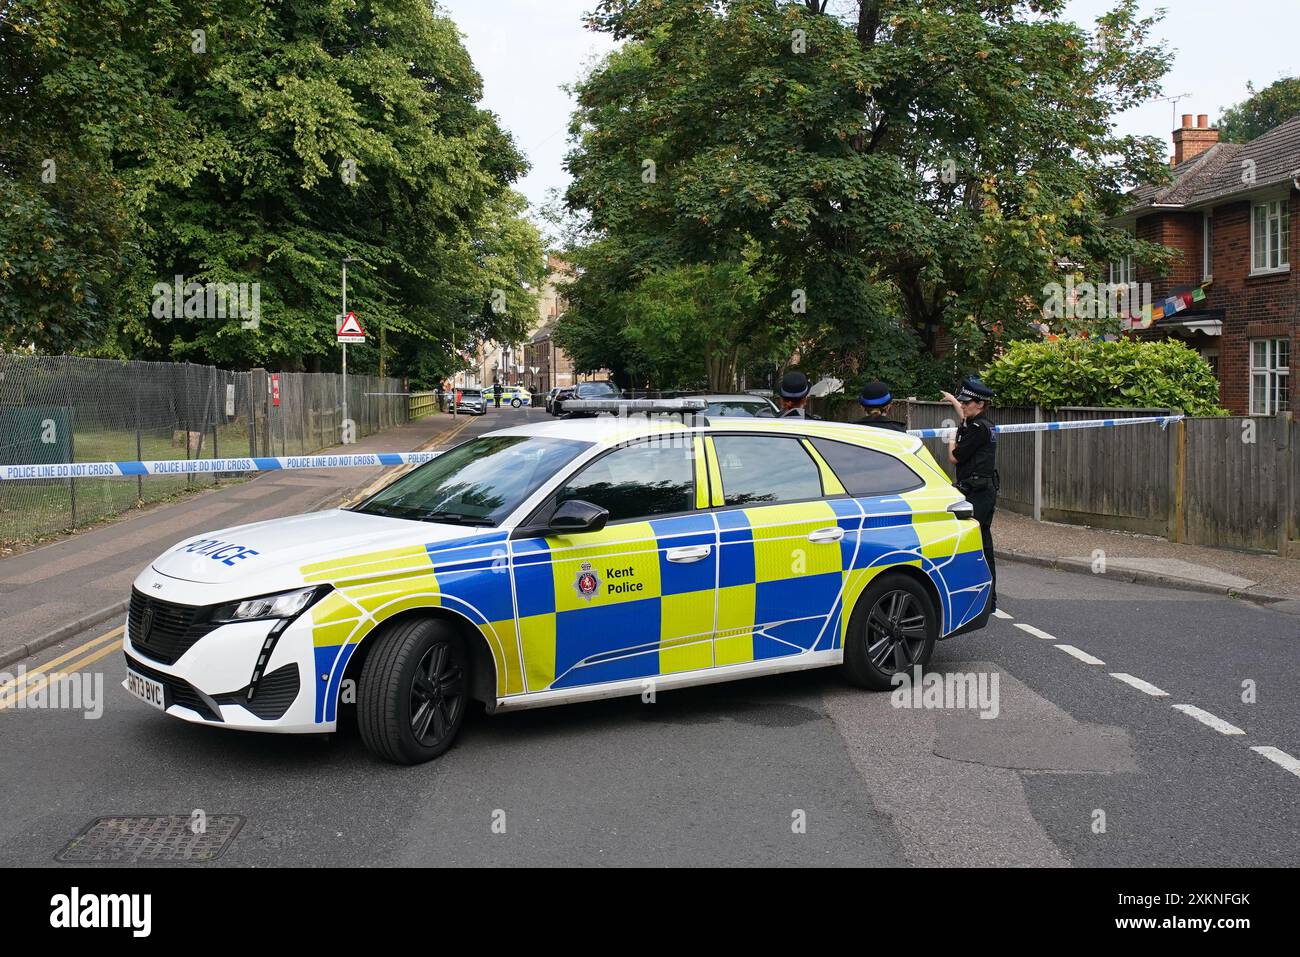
[697, 393, 779, 417]
[553, 380, 621, 416]
[544, 388, 563, 414]
[455, 389, 486, 416]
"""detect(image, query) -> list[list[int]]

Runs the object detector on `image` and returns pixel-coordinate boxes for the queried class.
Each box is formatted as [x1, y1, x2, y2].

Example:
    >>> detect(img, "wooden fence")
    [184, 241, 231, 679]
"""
[813, 395, 1291, 554]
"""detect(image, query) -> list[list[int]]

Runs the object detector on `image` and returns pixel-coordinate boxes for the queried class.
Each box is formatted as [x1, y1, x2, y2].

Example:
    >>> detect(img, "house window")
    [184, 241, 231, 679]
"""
[1252, 200, 1290, 273]
[1250, 338, 1290, 415]
[1202, 213, 1213, 280]
[1109, 254, 1134, 286]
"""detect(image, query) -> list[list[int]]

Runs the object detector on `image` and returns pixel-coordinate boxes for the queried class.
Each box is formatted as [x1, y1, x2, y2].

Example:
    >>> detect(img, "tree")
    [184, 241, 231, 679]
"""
[563, 0, 1175, 384]
[1219, 78, 1300, 144]
[0, 0, 542, 381]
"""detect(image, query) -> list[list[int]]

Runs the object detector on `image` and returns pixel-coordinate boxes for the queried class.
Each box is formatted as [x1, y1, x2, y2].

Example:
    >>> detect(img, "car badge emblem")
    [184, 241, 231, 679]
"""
[574, 561, 601, 602]
[139, 605, 155, 643]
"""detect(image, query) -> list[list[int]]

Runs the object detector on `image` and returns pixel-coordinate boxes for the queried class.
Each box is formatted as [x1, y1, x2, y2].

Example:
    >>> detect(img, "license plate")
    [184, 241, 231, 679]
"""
[125, 669, 166, 711]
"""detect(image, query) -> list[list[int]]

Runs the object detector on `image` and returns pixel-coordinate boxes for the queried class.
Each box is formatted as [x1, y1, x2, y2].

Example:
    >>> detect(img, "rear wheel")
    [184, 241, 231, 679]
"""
[510, 398, 523, 409]
[842, 573, 937, 691]
[358, 618, 468, 764]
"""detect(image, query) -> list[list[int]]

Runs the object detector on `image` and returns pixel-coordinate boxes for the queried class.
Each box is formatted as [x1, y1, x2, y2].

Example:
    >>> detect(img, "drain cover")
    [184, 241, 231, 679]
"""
[57, 815, 244, 864]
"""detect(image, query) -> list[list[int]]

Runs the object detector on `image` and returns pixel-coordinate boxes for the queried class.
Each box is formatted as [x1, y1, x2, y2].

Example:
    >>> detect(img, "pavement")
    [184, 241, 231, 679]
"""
[993, 509, 1300, 605]
[0, 407, 498, 669]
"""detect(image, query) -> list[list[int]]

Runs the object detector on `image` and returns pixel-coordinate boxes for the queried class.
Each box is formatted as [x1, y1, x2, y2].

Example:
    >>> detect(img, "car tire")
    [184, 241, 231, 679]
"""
[357, 617, 469, 765]
[511, 398, 523, 408]
[842, 573, 937, 691]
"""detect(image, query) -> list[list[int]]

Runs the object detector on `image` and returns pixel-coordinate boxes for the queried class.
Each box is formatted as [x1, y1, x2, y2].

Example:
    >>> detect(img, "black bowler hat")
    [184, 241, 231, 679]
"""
[955, 377, 994, 403]
[778, 371, 812, 400]
[859, 381, 892, 408]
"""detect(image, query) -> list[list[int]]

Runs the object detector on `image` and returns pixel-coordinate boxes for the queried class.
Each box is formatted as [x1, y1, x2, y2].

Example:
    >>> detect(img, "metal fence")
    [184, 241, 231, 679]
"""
[0, 354, 407, 544]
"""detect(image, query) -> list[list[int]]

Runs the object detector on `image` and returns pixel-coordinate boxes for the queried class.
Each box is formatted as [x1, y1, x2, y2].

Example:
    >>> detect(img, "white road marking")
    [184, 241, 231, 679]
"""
[1251, 747, 1300, 779]
[992, 609, 1013, 620]
[1172, 704, 1245, 736]
[1109, 673, 1169, 697]
[1014, 622, 1058, 641]
[1054, 644, 1105, 665]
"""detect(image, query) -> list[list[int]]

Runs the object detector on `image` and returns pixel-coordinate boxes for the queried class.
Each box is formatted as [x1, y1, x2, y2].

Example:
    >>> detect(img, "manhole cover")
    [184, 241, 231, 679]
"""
[56, 815, 244, 864]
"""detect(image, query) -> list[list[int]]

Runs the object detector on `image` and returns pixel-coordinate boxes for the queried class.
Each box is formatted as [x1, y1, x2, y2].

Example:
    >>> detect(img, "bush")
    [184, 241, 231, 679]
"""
[981, 339, 1227, 416]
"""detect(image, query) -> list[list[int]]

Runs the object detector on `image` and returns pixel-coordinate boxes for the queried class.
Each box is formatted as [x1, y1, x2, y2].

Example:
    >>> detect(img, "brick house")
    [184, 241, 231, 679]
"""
[1118, 113, 1298, 414]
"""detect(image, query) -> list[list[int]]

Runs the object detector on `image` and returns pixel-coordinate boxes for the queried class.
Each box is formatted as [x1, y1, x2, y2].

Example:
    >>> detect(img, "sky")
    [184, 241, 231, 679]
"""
[440, 0, 1299, 215]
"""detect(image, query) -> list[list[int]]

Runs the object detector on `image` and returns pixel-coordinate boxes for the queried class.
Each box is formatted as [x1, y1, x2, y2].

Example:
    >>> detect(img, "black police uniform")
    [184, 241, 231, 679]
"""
[857, 413, 908, 432]
[952, 387, 998, 608]
[493, 383, 503, 408]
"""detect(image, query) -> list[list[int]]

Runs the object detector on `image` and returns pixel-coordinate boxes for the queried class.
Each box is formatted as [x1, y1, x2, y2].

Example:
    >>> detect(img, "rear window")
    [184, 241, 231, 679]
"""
[810, 438, 923, 497]
[576, 381, 619, 397]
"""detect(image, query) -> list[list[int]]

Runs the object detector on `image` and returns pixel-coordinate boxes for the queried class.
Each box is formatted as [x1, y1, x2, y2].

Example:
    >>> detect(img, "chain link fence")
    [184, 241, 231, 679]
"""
[0, 355, 408, 545]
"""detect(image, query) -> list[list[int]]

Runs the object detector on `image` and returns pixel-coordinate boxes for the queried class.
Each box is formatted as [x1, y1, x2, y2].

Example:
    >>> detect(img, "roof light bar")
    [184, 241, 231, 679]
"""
[563, 399, 709, 414]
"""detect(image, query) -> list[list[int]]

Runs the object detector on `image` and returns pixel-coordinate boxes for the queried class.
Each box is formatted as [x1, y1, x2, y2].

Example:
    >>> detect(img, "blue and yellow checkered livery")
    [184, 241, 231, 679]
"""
[298, 419, 990, 721]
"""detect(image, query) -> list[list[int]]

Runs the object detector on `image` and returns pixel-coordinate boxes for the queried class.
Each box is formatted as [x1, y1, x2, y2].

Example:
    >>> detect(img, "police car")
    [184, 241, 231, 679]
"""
[123, 401, 992, 764]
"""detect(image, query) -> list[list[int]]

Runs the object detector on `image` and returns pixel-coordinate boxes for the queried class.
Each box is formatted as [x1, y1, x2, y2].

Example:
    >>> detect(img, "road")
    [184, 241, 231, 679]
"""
[1, 405, 1298, 867]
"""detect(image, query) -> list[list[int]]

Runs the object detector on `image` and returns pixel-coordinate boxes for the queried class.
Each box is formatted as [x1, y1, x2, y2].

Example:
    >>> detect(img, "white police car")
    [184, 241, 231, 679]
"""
[124, 402, 992, 763]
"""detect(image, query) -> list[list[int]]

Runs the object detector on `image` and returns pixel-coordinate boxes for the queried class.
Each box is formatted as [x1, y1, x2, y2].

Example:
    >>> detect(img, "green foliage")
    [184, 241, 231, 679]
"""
[564, 0, 1174, 380]
[1219, 77, 1300, 144]
[981, 339, 1227, 415]
[0, 0, 543, 376]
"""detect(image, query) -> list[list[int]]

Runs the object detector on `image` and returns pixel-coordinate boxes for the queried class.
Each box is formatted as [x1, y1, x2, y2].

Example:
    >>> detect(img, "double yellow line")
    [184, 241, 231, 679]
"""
[0, 625, 125, 711]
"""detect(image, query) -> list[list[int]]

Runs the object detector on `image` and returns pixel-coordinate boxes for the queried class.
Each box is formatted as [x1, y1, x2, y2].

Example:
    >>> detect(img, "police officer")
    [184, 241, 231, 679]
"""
[941, 377, 998, 610]
[492, 381, 503, 409]
[855, 381, 908, 432]
[776, 371, 821, 419]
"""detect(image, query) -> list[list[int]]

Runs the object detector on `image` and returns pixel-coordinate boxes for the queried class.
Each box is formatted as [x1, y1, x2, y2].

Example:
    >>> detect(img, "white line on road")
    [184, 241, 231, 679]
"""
[1014, 623, 1058, 641]
[1054, 644, 1105, 665]
[1109, 673, 1169, 697]
[992, 609, 1013, 620]
[1172, 704, 1245, 736]
[1251, 747, 1300, 779]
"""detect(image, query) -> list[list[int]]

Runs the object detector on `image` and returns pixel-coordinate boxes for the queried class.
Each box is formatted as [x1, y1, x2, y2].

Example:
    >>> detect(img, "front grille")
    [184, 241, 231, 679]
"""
[124, 653, 222, 722]
[128, 590, 219, 665]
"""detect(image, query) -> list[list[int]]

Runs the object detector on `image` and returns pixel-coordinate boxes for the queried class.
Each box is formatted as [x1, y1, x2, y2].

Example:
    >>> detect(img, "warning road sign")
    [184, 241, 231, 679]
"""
[337, 312, 365, 343]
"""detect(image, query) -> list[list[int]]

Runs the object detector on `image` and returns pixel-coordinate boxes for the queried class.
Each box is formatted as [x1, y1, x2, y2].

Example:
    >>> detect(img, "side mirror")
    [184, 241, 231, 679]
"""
[549, 499, 609, 534]
[948, 500, 975, 521]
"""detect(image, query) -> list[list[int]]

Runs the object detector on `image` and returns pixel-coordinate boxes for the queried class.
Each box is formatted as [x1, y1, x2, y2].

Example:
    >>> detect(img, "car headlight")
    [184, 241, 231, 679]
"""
[212, 586, 325, 623]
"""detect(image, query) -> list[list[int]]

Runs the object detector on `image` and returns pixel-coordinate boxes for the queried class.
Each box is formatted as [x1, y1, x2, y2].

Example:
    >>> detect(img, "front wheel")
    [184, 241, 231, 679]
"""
[842, 574, 937, 691]
[358, 618, 468, 764]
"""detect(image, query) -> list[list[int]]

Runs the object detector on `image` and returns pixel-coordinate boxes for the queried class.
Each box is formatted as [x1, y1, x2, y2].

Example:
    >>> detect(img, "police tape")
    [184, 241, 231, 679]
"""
[0, 414, 1186, 481]
[907, 414, 1184, 440]
[0, 451, 442, 482]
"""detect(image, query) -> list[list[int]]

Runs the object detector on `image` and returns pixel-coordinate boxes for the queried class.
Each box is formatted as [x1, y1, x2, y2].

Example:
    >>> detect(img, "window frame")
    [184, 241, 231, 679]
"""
[708, 432, 832, 513]
[1249, 337, 1290, 415]
[518, 435, 702, 532]
[1251, 198, 1291, 276]
[808, 437, 926, 498]
[1202, 211, 1213, 280]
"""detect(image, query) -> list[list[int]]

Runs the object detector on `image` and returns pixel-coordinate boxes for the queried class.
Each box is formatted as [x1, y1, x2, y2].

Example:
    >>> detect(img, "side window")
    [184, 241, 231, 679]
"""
[558, 440, 695, 523]
[810, 438, 923, 496]
[713, 435, 823, 506]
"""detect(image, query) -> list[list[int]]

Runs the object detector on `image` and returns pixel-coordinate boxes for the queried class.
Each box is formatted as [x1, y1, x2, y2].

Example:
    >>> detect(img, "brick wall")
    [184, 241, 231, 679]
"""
[1137, 191, 1298, 414]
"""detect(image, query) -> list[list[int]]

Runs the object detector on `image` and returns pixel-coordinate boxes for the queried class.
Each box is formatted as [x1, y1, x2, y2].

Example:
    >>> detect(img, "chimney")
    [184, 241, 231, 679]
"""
[1173, 112, 1219, 166]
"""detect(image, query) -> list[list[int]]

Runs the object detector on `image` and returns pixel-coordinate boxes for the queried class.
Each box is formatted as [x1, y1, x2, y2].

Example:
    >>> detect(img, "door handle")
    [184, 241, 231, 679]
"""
[666, 545, 712, 563]
[807, 526, 844, 544]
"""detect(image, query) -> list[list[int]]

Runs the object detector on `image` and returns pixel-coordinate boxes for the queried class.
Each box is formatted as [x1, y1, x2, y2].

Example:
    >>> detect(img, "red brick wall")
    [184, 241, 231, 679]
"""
[1137, 193, 1298, 414]
[1204, 194, 1298, 413]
